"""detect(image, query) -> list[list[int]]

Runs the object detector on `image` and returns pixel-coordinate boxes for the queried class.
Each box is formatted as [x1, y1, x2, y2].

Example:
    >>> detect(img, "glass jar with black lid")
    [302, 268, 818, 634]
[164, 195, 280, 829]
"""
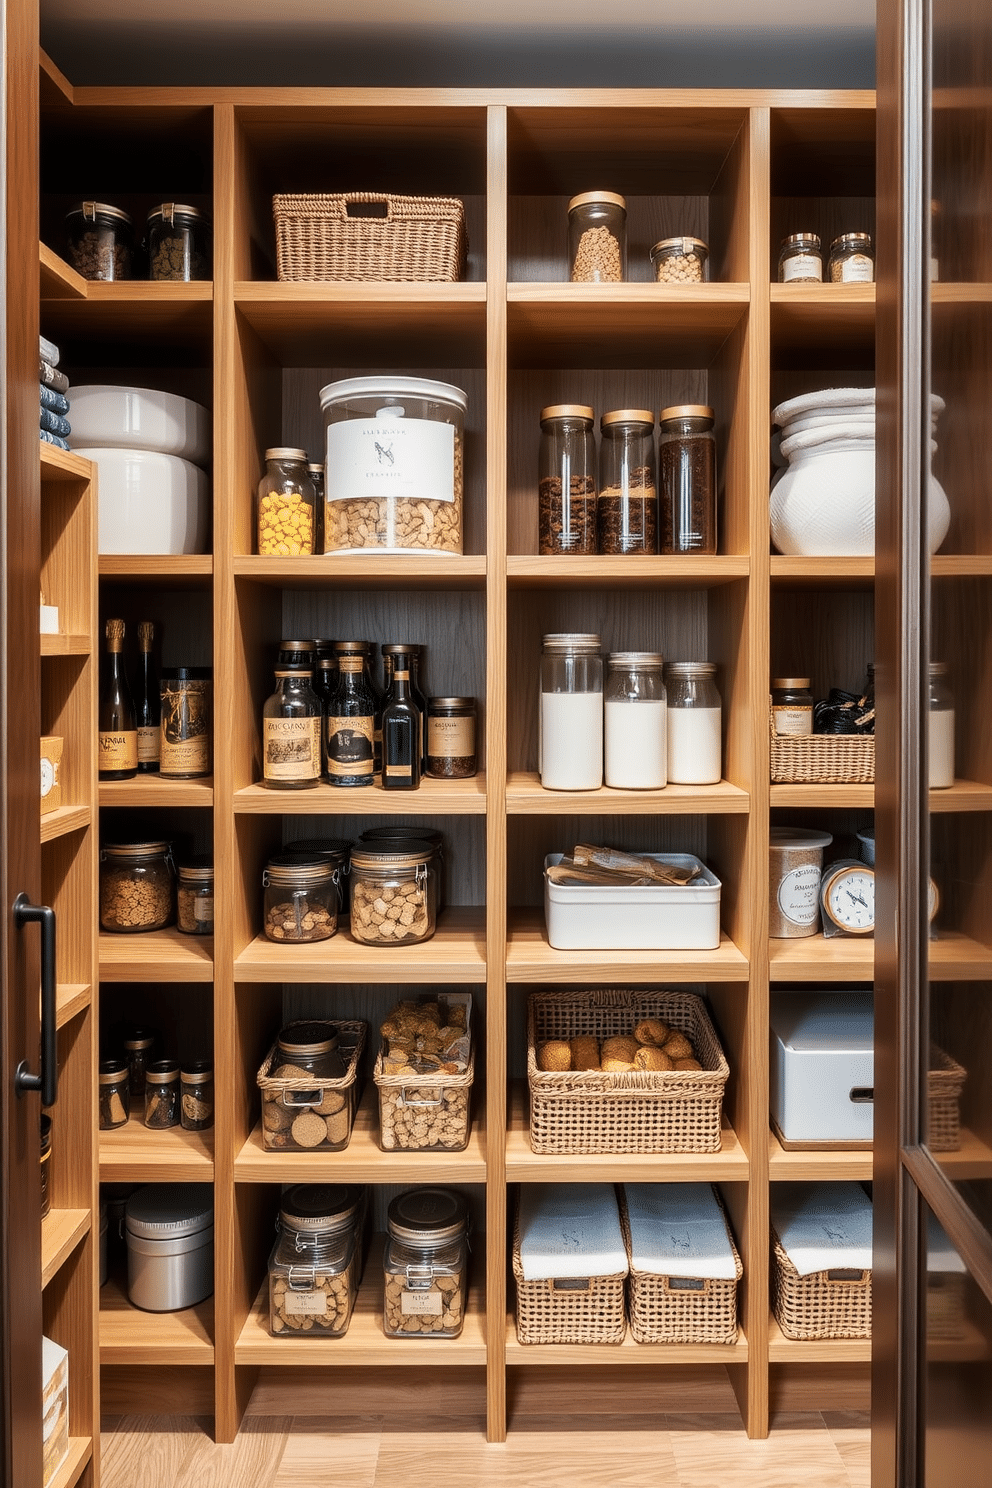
[349, 838, 437, 946]
[268, 1184, 364, 1338]
[65, 201, 133, 281]
[359, 824, 446, 910]
[262, 665, 321, 789]
[146, 203, 210, 281]
[383, 1188, 468, 1339]
[263, 1021, 356, 1153]
[263, 856, 339, 943]
[123, 1029, 156, 1099]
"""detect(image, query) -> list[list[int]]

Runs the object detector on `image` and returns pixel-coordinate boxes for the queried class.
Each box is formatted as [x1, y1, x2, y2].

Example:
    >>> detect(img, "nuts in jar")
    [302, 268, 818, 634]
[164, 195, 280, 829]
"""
[65, 201, 133, 281]
[177, 856, 214, 934]
[257, 1020, 364, 1152]
[568, 192, 626, 283]
[99, 841, 176, 933]
[268, 1185, 363, 1338]
[349, 839, 437, 946]
[375, 995, 472, 1151]
[650, 236, 708, 283]
[383, 1187, 468, 1338]
[263, 856, 339, 942]
[146, 203, 210, 281]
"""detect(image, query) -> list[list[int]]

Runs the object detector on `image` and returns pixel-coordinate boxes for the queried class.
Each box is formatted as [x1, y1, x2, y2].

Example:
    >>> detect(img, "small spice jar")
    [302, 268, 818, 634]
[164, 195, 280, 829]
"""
[604, 652, 667, 790]
[665, 661, 722, 785]
[598, 409, 658, 555]
[383, 1187, 468, 1339]
[100, 841, 176, 933]
[40, 1115, 53, 1219]
[144, 1061, 180, 1129]
[263, 857, 339, 943]
[426, 697, 477, 779]
[268, 1184, 363, 1338]
[160, 668, 212, 779]
[929, 661, 955, 789]
[65, 201, 133, 281]
[124, 1031, 156, 1100]
[146, 203, 210, 281]
[538, 405, 598, 555]
[349, 840, 437, 947]
[650, 236, 709, 284]
[180, 1062, 214, 1131]
[262, 666, 322, 789]
[778, 232, 823, 284]
[540, 633, 603, 791]
[659, 404, 718, 555]
[256, 447, 317, 557]
[177, 857, 214, 936]
[828, 232, 875, 284]
[771, 677, 814, 737]
[99, 1058, 131, 1130]
[769, 827, 834, 938]
[568, 192, 626, 282]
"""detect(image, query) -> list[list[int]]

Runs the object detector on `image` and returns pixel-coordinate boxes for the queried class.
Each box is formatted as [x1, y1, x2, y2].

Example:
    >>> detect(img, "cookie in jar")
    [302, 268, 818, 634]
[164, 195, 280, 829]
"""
[383, 1188, 468, 1338]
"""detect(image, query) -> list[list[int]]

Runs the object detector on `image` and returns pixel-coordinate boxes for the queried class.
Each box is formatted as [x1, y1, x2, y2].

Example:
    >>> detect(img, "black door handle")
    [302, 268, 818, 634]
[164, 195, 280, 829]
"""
[13, 894, 58, 1107]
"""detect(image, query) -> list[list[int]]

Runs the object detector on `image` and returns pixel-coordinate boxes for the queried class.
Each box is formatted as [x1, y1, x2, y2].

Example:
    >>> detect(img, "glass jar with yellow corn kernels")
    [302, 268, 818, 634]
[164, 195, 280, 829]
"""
[256, 447, 318, 556]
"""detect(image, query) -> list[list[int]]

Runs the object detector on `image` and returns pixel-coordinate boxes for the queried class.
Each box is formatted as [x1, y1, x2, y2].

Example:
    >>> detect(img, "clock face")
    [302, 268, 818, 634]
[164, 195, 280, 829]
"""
[929, 877, 940, 923]
[40, 758, 55, 797]
[823, 865, 875, 934]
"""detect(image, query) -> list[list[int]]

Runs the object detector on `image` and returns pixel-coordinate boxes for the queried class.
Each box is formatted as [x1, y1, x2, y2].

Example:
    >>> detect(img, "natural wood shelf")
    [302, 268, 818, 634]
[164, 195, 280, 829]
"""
[770, 556, 874, 586]
[43, 287, 213, 353]
[40, 804, 91, 843]
[40, 241, 87, 300]
[235, 907, 486, 984]
[235, 1236, 487, 1366]
[235, 775, 486, 815]
[506, 771, 748, 815]
[505, 555, 749, 589]
[506, 909, 748, 983]
[40, 633, 89, 656]
[235, 1083, 487, 1183]
[769, 282, 875, 355]
[56, 982, 90, 1028]
[932, 1127, 992, 1180]
[507, 283, 749, 366]
[98, 927, 214, 982]
[99, 1116, 214, 1180]
[98, 555, 213, 581]
[767, 1314, 870, 1363]
[41, 1209, 90, 1290]
[48, 1438, 91, 1488]
[233, 554, 487, 590]
[932, 554, 992, 577]
[100, 1275, 214, 1364]
[768, 1130, 872, 1182]
[771, 780, 992, 810]
[926, 1318, 992, 1362]
[39, 443, 91, 483]
[769, 929, 992, 982]
[505, 1317, 748, 1364]
[506, 1081, 748, 1182]
[99, 775, 214, 808]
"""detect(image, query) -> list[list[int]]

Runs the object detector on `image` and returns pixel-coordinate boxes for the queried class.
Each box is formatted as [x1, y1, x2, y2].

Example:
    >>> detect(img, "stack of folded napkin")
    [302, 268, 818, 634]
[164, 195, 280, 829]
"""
[39, 334, 71, 451]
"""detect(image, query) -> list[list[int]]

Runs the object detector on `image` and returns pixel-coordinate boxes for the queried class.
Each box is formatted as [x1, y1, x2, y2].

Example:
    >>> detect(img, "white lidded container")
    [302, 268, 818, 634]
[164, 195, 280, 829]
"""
[68, 384, 211, 464]
[770, 990, 874, 1145]
[75, 447, 210, 555]
[125, 1183, 214, 1311]
[319, 376, 466, 555]
[543, 852, 721, 951]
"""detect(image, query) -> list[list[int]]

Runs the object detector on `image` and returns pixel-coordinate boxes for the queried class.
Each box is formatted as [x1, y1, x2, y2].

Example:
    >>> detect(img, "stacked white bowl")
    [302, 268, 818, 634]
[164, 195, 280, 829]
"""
[69, 386, 211, 555]
[769, 386, 949, 557]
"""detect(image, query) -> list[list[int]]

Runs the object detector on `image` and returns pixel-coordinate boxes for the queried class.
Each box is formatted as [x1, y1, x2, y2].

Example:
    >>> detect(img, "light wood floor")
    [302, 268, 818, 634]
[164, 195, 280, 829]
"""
[100, 1397, 870, 1488]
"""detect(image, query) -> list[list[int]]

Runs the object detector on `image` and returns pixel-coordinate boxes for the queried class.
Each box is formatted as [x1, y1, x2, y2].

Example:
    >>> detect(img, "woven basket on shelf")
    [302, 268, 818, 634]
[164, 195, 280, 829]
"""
[373, 1043, 474, 1153]
[527, 989, 729, 1156]
[769, 707, 874, 784]
[926, 1271, 967, 1342]
[928, 1044, 967, 1152]
[256, 1019, 366, 1152]
[771, 1230, 872, 1340]
[620, 1187, 742, 1345]
[273, 192, 466, 282]
[512, 1205, 627, 1345]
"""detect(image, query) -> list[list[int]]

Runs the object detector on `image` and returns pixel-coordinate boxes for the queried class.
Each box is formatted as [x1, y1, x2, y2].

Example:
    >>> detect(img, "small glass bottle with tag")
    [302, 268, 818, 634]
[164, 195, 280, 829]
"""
[383, 1188, 468, 1339]
[262, 666, 321, 789]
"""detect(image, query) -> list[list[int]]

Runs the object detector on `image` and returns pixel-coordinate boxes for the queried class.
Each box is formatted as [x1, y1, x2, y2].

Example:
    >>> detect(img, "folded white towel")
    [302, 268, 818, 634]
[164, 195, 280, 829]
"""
[624, 1183, 737, 1280]
[927, 1212, 966, 1275]
[772, 1181, 872, 1277]
[518, 1183, 627, 1281]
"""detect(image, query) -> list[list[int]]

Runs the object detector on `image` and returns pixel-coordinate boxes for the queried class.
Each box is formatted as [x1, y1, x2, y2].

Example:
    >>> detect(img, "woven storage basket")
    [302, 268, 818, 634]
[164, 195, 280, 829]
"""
[926, 1271, 967, 1342]
[256, 1019, 366, 1152]
[620, 1187, 742, 1345]
[512, 1205, 627, 1345]
[769, 708, 874, 784]
[928, 1044, 967, 1152]
[771, 1229, 872, 1340]
[273, 192, 466, 283]
[373, 1044, 474, 1152]
[527, 989, 729, 1155]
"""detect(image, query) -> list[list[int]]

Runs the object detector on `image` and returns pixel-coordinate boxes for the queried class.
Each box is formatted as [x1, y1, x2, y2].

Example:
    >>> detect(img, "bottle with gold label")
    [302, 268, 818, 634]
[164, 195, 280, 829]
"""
[160, 668, 212, 779]
[324, 643, 376, 788]
[380, 643, 422, 791]
[262, 666, 321, 790]
[99, 618, 138, 780]
[136, 621, 160, 772]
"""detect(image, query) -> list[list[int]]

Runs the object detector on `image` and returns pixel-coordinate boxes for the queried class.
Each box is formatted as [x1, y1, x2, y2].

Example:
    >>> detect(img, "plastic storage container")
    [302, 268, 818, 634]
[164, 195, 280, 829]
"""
[268, 1184, 363, 1338]
[125, 1185, 214, 1312]
[99, 841, 176, 933]
[349, 839, 437, 946]
[383, 1188, 469, 1338]
[320, 377, 466, 555]
[65, 201, 133, 280]
[568, 192, 626, 282]
[146, 203, 210, 281]
[770, 991, 875, 1144]
[538, 405, 597, 555]
[543, 851, 721, 951]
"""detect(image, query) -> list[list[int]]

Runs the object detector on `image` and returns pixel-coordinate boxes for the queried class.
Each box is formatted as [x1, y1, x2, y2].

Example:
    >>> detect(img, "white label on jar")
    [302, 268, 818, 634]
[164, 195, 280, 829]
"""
[781, 254, 822, 283]
[777, 864, 822, 926]
[263, 716, 320, 782]
[194, 895, 213, 923]
[832, 254, 874, 283]
[772, 704, 813, 737]
[326, 419, 455, 504]
[284, 1290, 328, 1317]
[428, 715, 474, 758]
[929, 707, 955, 788]
[400, 1289, 443, 1316]
[137, 725, 160, 764]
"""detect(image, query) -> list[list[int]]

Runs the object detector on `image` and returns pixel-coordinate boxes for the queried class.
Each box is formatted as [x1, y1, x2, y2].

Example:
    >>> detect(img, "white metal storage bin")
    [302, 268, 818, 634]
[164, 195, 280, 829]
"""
[770, 990, 874, 1145]
[543, 852, 721, 951]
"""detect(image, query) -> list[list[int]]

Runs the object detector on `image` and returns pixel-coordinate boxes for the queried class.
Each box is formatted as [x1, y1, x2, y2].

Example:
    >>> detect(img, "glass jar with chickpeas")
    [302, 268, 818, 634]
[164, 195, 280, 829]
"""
[256, 448, 317, 556]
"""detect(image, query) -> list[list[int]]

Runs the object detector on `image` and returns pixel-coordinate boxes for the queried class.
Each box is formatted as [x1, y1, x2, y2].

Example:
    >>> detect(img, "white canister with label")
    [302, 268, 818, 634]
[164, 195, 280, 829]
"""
[769, 828, 834, 938]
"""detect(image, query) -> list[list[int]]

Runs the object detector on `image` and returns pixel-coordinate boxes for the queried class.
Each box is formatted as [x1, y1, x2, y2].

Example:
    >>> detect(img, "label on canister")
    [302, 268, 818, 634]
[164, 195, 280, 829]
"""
[772, 705, 812, 737]
[284, 1290, 328, 1317]
[326, 419, 455, 504]
[401, 1289, 443, 1316]
[194, 895, 214, 923]
[777, 864, 822, 926]
[161, 732, 210, 776]
[264, 716, 320, 782]
[832, 254, 874, 283]
[781, 254, 821, 283]
[428, 714, 474, 758]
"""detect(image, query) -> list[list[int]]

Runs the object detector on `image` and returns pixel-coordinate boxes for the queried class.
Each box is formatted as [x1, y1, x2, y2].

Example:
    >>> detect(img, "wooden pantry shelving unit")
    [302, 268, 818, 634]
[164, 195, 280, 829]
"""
[47, 53, 990, 1459]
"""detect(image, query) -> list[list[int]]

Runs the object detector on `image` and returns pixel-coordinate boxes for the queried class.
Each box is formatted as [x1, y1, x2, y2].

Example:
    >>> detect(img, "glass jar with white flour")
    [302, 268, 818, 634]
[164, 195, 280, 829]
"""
[539, 634, 603, 790]
[928, 661, 954, 789]
[664, 661, 722, 785]
[604, 652, 667, 789]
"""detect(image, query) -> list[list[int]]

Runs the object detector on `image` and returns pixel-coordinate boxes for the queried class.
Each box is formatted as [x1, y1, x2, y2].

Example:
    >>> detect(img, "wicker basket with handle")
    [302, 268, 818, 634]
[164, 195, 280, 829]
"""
[620, 1185, 742, 1345]
[512, 1203, 627, 1345]
[273, 192, 466, 282]
[769, 705, 874, 784]
[771, 1229, 872, 1340]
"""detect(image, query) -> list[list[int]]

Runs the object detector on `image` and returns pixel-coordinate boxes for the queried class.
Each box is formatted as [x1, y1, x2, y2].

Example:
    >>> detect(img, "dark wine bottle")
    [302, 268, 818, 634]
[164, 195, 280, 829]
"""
[136, 620, 160, 773]
[99, 618, 138, 780]
[380, 643, 422, 791]
[324, 642, 376, 787]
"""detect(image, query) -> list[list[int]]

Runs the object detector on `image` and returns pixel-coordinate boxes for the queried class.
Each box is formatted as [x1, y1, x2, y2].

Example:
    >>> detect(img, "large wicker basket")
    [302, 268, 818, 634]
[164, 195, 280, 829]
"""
[512, 1205, 627, 1345]
[769, 708, 874, 784]
[527, 989, 729, 1155]
[273, 192, 466, 282]
[771, 1230, 872, 1340]
[928, 1044, 967, 1152]
[620, 1186, 742, 1345]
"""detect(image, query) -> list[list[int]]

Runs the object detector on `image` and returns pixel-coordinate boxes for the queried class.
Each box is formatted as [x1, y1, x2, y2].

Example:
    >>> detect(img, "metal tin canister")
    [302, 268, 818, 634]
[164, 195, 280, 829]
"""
[125, 1184, 214, 1311]
[769, 828, 833, 938]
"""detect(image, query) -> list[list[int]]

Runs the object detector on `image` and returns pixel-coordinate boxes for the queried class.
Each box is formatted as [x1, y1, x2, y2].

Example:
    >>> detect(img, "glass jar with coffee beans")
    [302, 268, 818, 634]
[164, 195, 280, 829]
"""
[538, 405, 597, 555]
[598, 409, 658, 555]
[659, 404, 717, 555]
[146, 203, 210, 281]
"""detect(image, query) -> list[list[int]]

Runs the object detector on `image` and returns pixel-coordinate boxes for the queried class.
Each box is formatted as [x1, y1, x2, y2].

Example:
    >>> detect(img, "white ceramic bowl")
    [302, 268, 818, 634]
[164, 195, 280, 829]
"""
[75, 447, 210, 555]
[68, 385, 211, 465]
